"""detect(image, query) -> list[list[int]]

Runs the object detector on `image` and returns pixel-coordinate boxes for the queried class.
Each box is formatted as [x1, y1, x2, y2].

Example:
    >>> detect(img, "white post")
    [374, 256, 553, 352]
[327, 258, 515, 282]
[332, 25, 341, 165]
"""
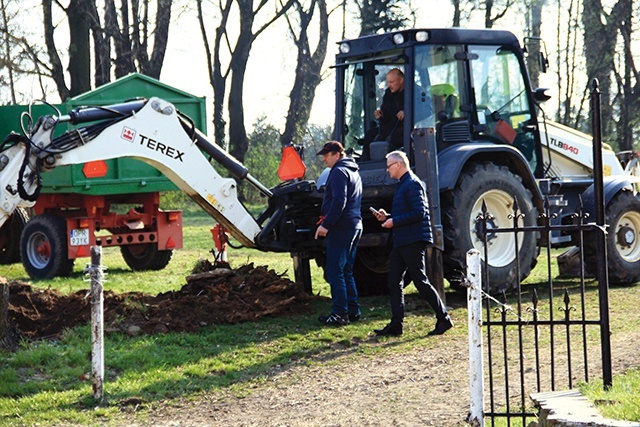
[467, 249, 484, 427]
[88, 246, 105, 402]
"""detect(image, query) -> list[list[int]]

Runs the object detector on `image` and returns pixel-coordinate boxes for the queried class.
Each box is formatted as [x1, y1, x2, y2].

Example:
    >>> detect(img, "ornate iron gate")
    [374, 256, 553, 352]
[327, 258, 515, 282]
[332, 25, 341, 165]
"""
[470, 81, 613, 426]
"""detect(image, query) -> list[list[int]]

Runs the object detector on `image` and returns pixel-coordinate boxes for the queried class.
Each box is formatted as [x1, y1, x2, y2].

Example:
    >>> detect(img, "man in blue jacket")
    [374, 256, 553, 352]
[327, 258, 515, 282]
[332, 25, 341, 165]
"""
[372, 150, 453, 336]
[315, 141, 363, 326]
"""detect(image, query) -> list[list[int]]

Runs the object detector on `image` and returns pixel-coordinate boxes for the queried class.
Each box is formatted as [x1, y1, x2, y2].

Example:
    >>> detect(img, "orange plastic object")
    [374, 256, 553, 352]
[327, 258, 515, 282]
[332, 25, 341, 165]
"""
[82, 160, 109, 178]
[277, 145, 306, 181]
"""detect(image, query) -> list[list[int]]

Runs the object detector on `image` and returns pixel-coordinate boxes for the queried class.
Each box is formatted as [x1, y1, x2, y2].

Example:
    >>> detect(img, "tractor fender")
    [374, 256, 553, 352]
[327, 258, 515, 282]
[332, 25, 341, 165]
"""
[437, 142, 544, 211]
[580, 176, 640, 217]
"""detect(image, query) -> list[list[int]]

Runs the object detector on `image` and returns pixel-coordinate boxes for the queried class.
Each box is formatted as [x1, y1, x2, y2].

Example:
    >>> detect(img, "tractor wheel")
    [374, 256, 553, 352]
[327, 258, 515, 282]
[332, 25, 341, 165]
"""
[120, 244, 173, 271]
[584, 190, 640, 285]
[352, 246, 390, 296]
[442, 162, 538, 294]
[0, 208, 29, 264]
[20, 214, 75, 279]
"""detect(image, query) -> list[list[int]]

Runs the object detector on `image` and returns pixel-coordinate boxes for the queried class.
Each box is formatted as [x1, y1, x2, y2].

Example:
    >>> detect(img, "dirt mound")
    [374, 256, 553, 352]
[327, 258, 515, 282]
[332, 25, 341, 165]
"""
[5, 263, 323, 340]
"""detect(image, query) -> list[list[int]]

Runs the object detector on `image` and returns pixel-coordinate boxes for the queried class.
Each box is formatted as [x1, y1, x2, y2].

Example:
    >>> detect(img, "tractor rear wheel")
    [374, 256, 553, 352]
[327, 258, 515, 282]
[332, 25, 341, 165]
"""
[584, 190, 640, 285]
[352, 246, 390, 296]
[20, 214, 75, 279]
[442, 162, 538, 294]
[120, 244, 173, 271]
[0, 208, 29, 264]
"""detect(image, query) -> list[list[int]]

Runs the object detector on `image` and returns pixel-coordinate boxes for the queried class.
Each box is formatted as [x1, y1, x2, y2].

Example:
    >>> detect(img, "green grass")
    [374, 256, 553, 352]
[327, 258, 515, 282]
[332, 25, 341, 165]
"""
[580, 368, 640, 421]
[0, 215, 639, 425]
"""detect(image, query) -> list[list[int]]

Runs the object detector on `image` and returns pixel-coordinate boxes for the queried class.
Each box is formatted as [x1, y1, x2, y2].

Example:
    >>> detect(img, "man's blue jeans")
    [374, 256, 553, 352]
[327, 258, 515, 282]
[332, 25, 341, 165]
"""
[325, 228, 362, 316]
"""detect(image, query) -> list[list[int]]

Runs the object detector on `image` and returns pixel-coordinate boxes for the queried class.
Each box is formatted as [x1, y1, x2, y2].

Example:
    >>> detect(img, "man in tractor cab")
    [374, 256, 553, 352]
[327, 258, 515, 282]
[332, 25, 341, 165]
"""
[359, 68, 406, 160]
[358, 69, 446, 161]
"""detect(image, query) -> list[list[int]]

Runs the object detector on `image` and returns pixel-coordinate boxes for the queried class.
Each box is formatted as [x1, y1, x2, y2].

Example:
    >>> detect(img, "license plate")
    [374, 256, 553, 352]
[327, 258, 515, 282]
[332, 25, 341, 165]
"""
[70, 229, 90, 246]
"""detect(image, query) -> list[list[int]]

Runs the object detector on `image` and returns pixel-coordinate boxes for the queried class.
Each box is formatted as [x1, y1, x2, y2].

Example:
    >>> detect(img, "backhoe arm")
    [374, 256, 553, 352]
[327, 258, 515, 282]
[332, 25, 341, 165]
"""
[0, 97, 265, 247]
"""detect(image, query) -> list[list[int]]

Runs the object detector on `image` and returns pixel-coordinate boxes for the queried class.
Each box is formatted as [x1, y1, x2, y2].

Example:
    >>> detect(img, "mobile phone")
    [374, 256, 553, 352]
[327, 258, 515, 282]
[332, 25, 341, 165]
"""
[369, 206, 380, 215]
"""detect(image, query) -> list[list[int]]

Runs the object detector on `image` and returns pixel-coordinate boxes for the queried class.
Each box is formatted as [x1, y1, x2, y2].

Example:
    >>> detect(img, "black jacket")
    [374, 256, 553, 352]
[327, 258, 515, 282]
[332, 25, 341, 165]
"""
[391, 171, 433, 247]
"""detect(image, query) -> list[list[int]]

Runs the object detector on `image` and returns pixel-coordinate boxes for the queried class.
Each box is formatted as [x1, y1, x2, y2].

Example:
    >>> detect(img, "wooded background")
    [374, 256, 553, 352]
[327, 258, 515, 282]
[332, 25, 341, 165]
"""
[1, 0, 638, 203]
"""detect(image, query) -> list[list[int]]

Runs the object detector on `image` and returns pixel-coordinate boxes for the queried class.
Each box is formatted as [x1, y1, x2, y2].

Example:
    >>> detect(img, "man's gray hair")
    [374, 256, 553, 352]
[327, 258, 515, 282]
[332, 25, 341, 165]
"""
[386, 150, 409, 168]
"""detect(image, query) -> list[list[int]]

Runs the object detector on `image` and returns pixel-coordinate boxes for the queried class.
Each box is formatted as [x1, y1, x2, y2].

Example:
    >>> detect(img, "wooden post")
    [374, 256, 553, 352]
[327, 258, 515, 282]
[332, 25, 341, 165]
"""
[467, 249, 484, 427]
[0, 277, 10, 351]
[87, 246, 105, 401]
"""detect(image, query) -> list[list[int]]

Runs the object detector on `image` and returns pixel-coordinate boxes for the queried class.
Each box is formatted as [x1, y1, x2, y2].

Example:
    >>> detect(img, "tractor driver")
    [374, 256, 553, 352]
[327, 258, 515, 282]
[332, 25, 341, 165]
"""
[358, 68, 435, 160]
[359, 68, 406, 160]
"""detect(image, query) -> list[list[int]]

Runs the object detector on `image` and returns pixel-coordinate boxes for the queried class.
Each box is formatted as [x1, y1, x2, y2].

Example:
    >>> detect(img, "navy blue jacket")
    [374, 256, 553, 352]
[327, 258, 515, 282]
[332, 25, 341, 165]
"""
[391, 171, 433, 247]
[321, 157, 363, 231]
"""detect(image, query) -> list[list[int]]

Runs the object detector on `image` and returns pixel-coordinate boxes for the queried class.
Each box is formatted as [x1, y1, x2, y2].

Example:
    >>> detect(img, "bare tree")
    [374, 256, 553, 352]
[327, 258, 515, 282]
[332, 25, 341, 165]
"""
[612, 1, 638, 152]
[357, 0, 409, 36]
[0, 0, 45, 104]
[197, 0, 294, 162]
[280, 0, 329, 147]
[581, 0, 630, 140]
[482, 0, 516, 28]
[42, 0, 173, 100]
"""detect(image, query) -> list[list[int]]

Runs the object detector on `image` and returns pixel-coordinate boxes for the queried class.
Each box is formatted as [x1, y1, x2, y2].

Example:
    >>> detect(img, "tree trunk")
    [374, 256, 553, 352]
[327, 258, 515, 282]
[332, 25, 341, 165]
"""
[42, 0, 70, 100]
[280, 0, 328, 147]
[144, 0, 172, 78]
[67, 0, 92, 96]
[113, 0, 135, 78]
[526, 0, 544, 90]
[89, 0, 110, 87]
[582, 0, 622, 139]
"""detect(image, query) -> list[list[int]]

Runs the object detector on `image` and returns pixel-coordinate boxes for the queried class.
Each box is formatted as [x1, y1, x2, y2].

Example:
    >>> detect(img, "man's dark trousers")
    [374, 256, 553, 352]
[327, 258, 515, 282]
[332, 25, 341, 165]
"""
[388, 241, 447, 325]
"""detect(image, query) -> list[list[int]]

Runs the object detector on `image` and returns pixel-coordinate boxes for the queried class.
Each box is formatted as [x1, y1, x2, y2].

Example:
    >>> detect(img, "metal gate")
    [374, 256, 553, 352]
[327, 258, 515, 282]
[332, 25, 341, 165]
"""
[467, 81, 613, 426]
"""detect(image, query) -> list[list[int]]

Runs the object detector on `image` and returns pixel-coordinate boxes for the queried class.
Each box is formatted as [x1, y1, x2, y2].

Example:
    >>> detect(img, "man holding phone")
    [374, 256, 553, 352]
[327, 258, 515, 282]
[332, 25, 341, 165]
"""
[371, 150, 453, 337]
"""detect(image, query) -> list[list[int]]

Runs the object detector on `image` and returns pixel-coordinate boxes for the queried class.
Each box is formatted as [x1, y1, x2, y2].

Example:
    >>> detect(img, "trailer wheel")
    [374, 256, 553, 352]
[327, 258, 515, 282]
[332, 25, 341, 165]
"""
[352, 246, 390, 296]
[0, 208, 29, 264]
[120, 244, 172, 271]
[584, 190, 640, 284]
[442, 162, 538, 294]
[20, 214, 75, 279]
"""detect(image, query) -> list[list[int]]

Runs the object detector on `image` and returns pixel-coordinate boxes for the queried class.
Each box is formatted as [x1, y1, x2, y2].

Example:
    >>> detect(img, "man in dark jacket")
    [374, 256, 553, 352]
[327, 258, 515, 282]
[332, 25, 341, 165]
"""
[360, 68, 405, 160]
[315, 141, 363, 326]
[372, 150, 453, 336]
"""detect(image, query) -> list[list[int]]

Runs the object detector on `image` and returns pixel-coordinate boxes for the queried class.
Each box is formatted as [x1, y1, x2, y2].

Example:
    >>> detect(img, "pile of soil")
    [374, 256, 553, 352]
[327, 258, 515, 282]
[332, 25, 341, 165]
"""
[4, 262, 323, 340]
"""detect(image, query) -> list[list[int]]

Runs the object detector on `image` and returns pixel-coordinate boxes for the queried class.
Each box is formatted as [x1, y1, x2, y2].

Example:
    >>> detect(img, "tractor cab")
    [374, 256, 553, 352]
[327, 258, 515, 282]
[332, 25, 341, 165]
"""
[333, 29, 542, 176]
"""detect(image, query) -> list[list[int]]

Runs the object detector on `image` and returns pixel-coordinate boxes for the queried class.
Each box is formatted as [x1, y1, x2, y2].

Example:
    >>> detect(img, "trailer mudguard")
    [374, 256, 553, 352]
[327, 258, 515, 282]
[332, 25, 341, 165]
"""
[436, 142, 543, 210]
[580, 176, 640, 218]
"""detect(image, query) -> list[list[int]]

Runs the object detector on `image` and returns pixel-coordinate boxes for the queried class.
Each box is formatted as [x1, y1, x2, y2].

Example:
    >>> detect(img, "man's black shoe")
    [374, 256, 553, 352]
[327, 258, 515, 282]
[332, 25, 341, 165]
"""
[318, 313, 349, 326]
[374, 322, 403, 336]
[428, 317, 454, 336]
[348, 313, 361, 322]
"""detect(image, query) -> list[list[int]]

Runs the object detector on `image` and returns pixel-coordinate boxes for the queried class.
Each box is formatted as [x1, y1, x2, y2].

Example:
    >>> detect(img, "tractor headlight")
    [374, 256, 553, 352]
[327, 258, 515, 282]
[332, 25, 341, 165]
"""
[392, 33, 405, 45]
[339, 42, 351, 54]
[415, 31, 429, 42]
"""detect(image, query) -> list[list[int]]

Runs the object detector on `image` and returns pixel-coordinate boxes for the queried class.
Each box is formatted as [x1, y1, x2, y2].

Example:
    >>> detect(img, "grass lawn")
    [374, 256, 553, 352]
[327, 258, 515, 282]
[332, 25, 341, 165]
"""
[0, 212, 638, 426]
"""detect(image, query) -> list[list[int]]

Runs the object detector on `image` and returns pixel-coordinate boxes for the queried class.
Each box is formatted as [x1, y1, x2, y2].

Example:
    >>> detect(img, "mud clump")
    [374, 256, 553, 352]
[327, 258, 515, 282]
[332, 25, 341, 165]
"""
[5, 263, 323, 340]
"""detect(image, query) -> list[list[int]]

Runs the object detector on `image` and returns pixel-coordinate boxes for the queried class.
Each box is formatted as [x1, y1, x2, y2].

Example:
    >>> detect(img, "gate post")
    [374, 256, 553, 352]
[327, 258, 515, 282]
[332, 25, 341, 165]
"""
[467, 249, 484, 426]
[87, 246, 105, 402]
[590, 79, 612, 388]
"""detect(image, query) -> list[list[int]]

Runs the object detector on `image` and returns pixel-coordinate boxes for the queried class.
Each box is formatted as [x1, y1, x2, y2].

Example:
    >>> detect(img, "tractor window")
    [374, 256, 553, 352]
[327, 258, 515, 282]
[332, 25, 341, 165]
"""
[469, 45, 537, 169]
[413, 44, 468, 132]
[343, 63, 365, 149]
